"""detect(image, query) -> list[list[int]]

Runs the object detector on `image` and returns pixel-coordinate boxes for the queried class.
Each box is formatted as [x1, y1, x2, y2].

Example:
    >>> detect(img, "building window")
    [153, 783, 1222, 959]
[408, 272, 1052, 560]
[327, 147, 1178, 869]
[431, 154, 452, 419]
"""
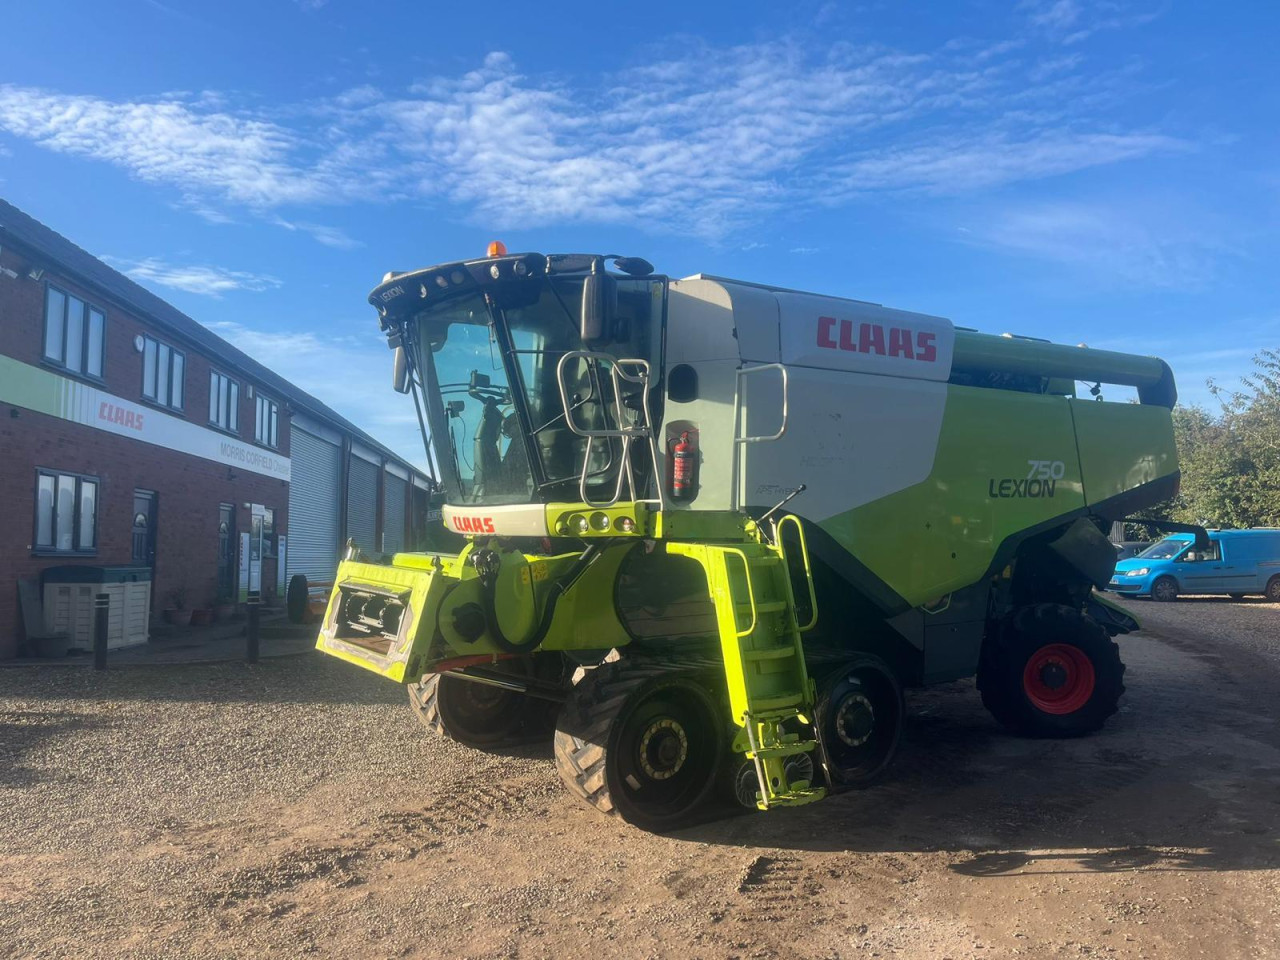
[142, 335, 185, 410]
[255, 394, 279, 448]
[209, 370, 239, 432]
[35, 469, 98, 554]
[43, 285, 105, 379]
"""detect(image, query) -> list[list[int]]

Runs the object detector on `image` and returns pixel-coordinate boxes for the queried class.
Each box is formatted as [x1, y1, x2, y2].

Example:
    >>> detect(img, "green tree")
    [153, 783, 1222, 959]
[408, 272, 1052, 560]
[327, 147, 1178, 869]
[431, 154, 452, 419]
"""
[1155, 348, 1280, 530]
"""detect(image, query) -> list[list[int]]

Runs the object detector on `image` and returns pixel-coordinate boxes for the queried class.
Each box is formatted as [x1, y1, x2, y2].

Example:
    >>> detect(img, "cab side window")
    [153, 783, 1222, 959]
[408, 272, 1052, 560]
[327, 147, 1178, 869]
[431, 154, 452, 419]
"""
[1183, 542, 1221, 562]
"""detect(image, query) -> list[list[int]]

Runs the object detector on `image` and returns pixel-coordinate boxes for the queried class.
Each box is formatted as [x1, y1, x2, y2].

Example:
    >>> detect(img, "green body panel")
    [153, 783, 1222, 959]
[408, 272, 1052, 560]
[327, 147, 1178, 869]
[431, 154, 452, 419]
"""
[1069, 399, 1178, 506]
[819, 384, 1088, 606]
[316, 543, 634, 682]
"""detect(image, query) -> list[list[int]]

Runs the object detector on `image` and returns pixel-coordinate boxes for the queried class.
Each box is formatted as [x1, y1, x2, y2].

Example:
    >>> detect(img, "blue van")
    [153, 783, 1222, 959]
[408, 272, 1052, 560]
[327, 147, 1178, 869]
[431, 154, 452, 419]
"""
[1109, 529, 1280, 601]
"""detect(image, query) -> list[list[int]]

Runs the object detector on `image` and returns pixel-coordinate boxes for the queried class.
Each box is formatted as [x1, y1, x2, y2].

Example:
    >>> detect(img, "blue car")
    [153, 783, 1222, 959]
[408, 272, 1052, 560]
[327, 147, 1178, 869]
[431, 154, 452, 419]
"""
[1109, 529, 1280, 602]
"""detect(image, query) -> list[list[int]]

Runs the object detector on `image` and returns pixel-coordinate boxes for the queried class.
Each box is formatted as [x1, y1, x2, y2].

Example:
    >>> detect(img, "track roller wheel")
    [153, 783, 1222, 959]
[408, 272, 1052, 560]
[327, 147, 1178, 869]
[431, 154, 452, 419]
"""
[722, 749, 815, 810]
[978, 603, 1125, 738]
[814, 656, 904, 789]
[408, 657, 559, 750]
[555, 659, 724, 831]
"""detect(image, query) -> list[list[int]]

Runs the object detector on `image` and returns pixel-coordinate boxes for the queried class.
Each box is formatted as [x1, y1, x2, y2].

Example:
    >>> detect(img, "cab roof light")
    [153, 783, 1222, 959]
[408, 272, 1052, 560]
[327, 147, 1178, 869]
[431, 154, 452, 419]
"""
[487, 240, 507, 257]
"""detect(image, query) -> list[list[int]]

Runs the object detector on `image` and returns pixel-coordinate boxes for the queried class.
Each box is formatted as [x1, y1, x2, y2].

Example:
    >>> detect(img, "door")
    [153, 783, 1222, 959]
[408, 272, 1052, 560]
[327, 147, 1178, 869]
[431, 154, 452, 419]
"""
[1174, 537, 1227, 594]
[383, 472, 407, 554]
[287, 425, 343, 582]
[132, 490, 157, 567]
[346, 454, 379, 554]
[217, 503, 236, 602]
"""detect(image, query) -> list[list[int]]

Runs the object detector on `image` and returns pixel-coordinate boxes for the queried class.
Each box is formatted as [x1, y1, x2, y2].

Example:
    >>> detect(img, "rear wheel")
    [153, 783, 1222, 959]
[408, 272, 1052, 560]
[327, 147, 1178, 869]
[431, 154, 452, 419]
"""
[1267, 577, 1280, 603]
[979, 604, 1125, 738]
[1150, 576, 1179, 602]
[409, 660, 558, 749]
[554, 658, 724, 831]
[814, 657, 904, 789]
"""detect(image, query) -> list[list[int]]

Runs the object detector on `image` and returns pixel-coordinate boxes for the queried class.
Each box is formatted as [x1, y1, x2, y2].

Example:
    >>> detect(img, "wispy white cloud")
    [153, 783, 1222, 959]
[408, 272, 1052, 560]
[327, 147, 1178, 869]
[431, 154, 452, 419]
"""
[270, 216, 362, 249]
[954, 199, 1223, 289]
[1020, 0, 1162, 44]
[0, 24, 1181, 240]
[830, 131, 1183, 196]
[106, 256, 282, 297]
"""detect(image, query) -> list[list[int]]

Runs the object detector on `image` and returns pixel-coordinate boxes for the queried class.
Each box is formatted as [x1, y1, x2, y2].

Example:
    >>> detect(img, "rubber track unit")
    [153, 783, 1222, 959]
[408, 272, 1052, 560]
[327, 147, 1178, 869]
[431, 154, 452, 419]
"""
[407, 673, 555, 748]
[407, 674, 447, 737]
[977, 602, 1125, 738]
[554, 656, 722, 819]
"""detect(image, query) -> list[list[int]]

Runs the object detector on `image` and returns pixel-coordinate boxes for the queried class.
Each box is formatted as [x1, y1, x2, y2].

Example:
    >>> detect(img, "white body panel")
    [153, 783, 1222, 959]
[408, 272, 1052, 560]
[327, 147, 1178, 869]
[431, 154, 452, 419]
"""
[662, 277, 954, 517]
[739, 369, 947, 518]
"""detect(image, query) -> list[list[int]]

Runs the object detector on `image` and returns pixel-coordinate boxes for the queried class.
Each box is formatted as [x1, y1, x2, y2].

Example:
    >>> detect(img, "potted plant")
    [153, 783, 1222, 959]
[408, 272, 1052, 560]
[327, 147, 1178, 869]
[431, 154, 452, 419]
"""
[190, 600, 213, 626]
[213, 589, 237, 623]
[164, 586, 193, 627]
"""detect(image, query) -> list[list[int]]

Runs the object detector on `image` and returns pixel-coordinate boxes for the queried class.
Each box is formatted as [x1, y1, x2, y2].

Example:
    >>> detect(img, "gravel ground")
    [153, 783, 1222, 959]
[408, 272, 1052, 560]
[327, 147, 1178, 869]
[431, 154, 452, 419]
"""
[2, 596, 1278, 959]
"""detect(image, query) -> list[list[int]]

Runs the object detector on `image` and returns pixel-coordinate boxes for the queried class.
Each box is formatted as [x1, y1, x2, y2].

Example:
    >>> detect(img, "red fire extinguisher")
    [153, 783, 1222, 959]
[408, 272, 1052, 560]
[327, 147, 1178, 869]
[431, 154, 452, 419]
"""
[671, 431, 696, 500]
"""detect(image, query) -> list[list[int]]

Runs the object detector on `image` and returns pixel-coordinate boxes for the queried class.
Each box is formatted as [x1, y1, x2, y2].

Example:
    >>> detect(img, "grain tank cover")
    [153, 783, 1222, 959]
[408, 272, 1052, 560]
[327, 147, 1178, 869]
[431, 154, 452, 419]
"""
[776, 292, 954, 382]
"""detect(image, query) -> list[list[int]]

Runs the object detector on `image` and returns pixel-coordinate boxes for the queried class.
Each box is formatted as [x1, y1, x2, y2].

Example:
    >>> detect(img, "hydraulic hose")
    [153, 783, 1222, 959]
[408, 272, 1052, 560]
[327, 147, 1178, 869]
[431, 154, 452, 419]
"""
[477, 544, 602, 654]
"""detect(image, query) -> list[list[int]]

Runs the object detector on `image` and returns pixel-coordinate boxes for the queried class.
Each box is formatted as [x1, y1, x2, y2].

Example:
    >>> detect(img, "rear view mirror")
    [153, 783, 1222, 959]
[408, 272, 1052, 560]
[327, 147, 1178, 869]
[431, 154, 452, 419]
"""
[581, 257, 616, 342]
[392, 346, 410, 394]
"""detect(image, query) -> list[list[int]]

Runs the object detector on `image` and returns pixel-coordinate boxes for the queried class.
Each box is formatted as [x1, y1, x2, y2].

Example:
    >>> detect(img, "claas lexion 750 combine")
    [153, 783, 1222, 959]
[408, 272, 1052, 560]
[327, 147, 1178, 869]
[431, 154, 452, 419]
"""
[316, 243, 1179, 830]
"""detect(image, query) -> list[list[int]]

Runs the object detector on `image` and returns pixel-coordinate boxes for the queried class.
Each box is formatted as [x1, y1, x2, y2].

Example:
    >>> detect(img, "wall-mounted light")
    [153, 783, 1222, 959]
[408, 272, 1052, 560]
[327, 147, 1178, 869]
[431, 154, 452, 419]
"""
[26, 266, 44, 281]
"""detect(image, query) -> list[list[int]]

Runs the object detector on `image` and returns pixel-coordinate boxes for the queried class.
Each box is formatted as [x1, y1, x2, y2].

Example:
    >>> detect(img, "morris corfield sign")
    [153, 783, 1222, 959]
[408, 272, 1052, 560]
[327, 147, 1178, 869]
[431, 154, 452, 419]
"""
[0, 355, 291, 481]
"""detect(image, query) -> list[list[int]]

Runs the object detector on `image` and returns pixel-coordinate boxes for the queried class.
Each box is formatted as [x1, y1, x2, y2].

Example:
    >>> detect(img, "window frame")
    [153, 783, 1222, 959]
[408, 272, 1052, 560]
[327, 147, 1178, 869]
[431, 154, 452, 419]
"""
[141, 333, 186, 411]
[42, 283, 106, 381]
[254, 393, 280, 449]
[33, 468, 100, 556]
[209, 369, 240, 434]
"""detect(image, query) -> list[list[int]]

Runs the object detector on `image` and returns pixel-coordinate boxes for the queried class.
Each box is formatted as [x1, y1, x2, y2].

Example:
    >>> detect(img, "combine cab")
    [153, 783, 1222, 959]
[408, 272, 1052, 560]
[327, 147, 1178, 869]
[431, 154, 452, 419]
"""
[316, 246, 1177, 830]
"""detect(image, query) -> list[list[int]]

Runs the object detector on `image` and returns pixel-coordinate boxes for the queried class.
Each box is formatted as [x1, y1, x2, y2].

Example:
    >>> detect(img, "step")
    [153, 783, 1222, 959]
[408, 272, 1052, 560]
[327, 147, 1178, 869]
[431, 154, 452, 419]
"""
[746, 741, 818, 760]
[741, 646, 797, 662]
[748, 693, 803, 711]
[758, 786, 827, 809]
[733, 600, 788, 615]
[748, 555, 782, 568]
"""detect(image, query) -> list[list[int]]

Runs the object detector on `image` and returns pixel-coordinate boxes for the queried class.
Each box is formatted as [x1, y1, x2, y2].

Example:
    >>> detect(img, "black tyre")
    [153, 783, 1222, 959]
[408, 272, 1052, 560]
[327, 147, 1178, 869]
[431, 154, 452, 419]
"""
[1150, 576, 1179, 602]
[554, 659, 724, 831]
[814, 656, 904, 789]
[1266, 577, 1280, 603]
[408, 663, 556, 750]
[286, 574, 309, 624]
[978, 604, 1125, 738]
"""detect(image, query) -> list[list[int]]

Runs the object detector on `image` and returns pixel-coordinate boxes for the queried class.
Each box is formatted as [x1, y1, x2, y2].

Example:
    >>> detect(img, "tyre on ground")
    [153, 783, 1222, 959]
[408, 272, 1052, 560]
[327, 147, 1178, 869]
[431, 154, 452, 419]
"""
[554, 658, 724, 832]
[1150, 576, 1179, 603]
[408, 659, 559, 749]
[978, 603, 1125, 738]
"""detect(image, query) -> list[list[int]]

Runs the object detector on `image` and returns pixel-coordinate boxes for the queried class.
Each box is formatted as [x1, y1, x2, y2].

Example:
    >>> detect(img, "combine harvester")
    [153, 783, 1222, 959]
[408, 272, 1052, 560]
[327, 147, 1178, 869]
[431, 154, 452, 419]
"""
[316, 245, 1178, 830]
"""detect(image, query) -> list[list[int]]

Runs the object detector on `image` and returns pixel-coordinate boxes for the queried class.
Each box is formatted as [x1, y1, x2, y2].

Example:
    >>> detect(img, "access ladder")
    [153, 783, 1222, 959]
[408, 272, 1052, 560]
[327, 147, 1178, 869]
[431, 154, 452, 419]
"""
[669, 515, 826, 809]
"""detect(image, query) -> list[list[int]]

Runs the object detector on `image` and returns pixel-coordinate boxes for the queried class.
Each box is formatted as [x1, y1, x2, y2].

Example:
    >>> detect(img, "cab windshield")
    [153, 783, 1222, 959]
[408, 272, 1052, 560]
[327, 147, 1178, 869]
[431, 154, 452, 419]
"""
[1137, 537, 1190, 561]
[410, 276, 660, 506]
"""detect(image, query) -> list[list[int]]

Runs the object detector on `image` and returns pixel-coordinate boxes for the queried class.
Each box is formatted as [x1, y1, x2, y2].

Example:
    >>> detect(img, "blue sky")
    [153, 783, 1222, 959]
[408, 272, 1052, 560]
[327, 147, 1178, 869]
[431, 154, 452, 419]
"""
[2, 0, 1277, 465]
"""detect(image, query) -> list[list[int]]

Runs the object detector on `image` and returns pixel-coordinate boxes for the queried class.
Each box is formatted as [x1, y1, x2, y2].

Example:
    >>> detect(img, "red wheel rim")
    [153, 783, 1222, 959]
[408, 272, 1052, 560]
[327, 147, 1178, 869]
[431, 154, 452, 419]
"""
[1022, 643, 1095, 715]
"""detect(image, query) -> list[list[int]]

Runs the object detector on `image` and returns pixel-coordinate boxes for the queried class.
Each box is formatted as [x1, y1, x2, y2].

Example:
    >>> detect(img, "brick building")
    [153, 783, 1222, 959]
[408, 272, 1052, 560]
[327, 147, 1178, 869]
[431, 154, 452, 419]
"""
[0, 199, 430, 658]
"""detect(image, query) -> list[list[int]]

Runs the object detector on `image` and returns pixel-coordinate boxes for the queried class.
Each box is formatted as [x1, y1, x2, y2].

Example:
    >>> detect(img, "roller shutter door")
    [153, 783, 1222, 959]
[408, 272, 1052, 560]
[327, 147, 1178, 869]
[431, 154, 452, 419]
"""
[346, 455, 379, 554]
[383, 473, 407, 554]
[287, 427, 342, 582]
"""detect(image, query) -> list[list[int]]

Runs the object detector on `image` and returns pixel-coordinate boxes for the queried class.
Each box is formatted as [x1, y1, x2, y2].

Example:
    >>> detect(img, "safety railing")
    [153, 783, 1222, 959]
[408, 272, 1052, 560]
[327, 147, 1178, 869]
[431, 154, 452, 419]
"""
[555, 351, 664, 510]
